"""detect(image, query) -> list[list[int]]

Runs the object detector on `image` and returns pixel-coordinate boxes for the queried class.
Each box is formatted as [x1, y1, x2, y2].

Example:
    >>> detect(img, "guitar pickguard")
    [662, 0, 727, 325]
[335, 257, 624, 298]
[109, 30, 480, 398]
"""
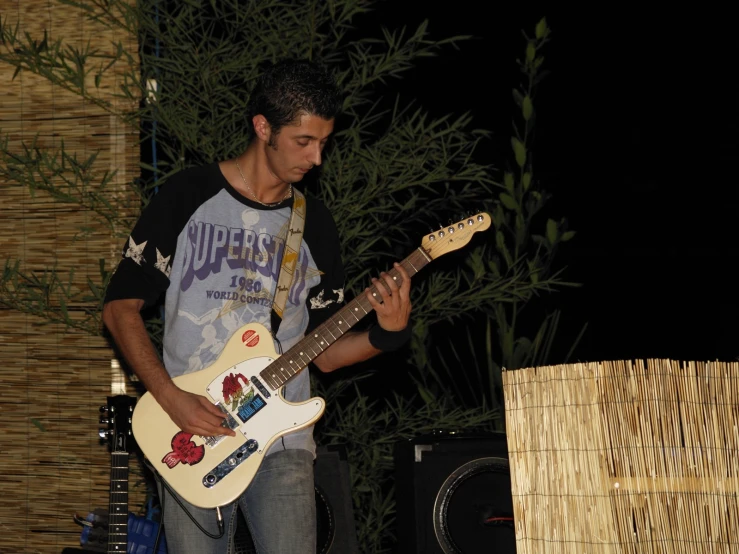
[206, 355, 275, 412]
[206, 355, 275, 427]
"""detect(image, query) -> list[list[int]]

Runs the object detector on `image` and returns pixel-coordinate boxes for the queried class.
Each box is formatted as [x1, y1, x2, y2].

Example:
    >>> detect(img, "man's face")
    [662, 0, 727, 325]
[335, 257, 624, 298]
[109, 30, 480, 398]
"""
[264, 113, 334, 184]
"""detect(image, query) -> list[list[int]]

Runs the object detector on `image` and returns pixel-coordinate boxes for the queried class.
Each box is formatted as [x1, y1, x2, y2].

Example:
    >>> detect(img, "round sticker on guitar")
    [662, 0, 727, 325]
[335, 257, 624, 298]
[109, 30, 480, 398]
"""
[242, 329, 259, 347]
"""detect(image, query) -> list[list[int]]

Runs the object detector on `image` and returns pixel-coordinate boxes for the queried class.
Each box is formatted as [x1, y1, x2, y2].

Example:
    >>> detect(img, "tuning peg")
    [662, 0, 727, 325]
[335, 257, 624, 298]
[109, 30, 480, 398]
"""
[98, 429, 112, 439]
[99, 417, 109, 425]
[99, 406, 107, 413]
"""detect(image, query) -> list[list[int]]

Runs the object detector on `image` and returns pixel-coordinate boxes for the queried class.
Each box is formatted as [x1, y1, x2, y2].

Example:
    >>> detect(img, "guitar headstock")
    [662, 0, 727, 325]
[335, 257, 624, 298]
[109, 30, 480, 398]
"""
[421, 213, 491, 260]
[99, 395, 137, 454]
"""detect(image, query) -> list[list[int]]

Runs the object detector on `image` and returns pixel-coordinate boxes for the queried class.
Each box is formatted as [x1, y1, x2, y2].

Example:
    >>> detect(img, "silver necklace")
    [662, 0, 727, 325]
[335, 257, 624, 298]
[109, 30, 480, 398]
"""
[235, 160, 292, 206]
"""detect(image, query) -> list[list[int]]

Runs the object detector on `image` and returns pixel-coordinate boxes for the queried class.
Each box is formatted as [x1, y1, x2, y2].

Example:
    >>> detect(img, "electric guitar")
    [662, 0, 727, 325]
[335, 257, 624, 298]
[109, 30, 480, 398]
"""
[100, 395, 136, 553]
[131, 213, 491, 509]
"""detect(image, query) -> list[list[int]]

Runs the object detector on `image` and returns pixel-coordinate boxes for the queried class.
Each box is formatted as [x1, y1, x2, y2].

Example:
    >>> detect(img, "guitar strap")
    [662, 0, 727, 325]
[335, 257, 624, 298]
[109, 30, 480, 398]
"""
[270, 187, 306, 339]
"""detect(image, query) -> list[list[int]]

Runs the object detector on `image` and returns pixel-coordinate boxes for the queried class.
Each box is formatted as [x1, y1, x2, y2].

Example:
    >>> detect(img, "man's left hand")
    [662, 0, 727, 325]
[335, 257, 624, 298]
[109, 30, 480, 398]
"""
[365, 262, 412, 331]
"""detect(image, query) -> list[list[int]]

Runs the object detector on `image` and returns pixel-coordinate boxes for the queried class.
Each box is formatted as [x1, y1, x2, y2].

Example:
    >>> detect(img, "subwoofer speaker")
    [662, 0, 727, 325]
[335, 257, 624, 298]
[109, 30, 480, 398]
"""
[234, 444, 358, 554]
[394, 432, 515, 554]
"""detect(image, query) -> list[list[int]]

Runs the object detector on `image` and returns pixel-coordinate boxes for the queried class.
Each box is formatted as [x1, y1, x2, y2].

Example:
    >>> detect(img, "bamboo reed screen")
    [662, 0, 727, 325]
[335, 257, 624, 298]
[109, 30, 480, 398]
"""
[503, 359, 739, 554]
[0, 1, 142, 553]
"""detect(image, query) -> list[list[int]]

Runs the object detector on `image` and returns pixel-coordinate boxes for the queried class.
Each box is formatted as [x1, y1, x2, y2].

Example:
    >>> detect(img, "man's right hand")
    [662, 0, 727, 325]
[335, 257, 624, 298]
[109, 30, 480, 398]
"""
[159, 385, 237, 438]
[101, 299, 236, 438]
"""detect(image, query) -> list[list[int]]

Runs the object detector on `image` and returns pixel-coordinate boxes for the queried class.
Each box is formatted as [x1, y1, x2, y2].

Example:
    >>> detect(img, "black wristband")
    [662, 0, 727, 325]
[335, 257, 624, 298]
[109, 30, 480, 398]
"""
[368, 324, 412, 352]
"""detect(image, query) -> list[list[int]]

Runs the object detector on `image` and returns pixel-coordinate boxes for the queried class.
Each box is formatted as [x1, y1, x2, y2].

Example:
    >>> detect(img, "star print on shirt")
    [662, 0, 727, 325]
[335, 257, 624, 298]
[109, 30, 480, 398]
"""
[155, 248, 171, 277]
[125, 237, 147, 265]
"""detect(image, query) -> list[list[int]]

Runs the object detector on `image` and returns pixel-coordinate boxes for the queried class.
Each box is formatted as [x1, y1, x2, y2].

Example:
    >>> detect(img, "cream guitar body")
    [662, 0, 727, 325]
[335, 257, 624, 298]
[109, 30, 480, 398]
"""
[132, 322, 324, 509]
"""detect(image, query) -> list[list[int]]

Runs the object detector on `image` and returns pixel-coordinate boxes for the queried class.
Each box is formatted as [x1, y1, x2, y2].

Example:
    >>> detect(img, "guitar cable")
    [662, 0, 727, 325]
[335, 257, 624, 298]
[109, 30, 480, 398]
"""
[156, 475, 226, 544]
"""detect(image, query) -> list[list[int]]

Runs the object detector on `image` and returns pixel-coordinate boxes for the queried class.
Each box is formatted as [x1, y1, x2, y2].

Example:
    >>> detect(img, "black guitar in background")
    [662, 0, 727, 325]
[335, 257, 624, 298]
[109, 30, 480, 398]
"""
[102, 395, 136, 553]
[64, 394, 168, 554]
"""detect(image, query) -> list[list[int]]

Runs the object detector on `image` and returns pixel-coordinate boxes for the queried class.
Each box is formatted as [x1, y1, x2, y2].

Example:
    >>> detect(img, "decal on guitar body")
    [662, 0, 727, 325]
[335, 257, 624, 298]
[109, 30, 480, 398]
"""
[241, 329, 260, 347]
[162, 432, 205, 468]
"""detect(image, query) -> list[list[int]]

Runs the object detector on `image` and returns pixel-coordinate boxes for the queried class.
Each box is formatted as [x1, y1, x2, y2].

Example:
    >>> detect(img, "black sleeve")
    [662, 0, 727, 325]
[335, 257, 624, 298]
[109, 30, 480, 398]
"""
[304, 198, 347, 333]
[104, 171, 190, 307]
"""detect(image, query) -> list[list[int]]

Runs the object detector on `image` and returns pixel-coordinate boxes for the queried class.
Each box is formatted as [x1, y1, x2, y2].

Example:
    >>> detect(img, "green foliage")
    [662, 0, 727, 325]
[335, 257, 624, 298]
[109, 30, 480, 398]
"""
[0, 258, 109, 334]
[0, 133, 140, 230]
[0, 16, 132, 116]
[491, 17, 572, 291]
[409, 18, 586, 421]
[489, 18, 584, 380]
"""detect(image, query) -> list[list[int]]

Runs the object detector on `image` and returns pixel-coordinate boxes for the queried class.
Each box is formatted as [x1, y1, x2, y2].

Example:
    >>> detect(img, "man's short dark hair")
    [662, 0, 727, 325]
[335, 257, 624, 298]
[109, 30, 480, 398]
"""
[247, 59, 343, 137]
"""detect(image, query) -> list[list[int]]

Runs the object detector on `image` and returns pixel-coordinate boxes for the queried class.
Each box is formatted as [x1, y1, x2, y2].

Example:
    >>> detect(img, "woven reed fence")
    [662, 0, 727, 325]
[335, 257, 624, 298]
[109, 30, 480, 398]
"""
[0, 1, 142, 553]
[503, 359, 739, 554]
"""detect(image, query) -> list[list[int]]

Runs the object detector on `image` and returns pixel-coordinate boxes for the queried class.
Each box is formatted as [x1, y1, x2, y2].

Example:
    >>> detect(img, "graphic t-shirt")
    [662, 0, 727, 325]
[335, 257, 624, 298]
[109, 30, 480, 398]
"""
[105, 162, 346, 455]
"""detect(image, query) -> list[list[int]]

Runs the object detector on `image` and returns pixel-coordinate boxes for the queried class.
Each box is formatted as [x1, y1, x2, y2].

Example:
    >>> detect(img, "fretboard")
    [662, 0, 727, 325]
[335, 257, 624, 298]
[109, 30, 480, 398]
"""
[259, 247, 431, 390]
[107, 451, 129, 553]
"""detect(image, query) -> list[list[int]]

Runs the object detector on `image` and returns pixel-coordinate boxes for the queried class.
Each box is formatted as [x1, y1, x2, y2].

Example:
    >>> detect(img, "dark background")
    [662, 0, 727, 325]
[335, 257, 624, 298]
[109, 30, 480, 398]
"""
[364, 4, 739, 364]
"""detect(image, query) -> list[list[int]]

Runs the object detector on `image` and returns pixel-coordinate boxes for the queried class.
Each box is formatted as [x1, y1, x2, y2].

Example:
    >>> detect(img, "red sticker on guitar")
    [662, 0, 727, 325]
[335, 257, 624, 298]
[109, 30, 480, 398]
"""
[162, 431, 204, 468]
[242, 329, 259, 347]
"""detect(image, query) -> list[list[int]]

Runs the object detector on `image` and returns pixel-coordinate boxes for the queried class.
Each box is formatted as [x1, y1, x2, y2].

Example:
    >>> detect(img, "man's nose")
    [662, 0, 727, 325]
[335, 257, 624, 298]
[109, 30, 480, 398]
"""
[307, 143, 322, 166]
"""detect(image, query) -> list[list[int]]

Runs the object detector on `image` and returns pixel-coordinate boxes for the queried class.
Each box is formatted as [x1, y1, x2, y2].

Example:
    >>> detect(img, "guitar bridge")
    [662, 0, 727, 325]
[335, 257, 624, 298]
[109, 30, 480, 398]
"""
[201, 403, 240, 448]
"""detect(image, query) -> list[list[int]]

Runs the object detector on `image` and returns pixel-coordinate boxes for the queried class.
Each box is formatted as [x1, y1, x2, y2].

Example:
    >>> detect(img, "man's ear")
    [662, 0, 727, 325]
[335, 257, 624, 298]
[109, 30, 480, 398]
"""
[252, 114, 271, 142]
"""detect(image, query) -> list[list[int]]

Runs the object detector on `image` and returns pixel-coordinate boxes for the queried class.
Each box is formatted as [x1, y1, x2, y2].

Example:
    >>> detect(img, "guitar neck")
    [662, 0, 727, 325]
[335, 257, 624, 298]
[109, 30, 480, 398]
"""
[259, 247, 431, 390]
[107, 451, 129, 553]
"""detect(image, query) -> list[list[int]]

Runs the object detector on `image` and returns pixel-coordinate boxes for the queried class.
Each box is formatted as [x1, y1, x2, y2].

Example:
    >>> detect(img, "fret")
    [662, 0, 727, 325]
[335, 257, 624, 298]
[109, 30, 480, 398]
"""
[281, 365, 293, 384]
[295, 350, 312, 366]
[321, 325, 338, 341]
[309, 331, 330, 349]
[416, 247, 432, 263]
[262, 370, 280, 389]
[303, 340, 322, 357]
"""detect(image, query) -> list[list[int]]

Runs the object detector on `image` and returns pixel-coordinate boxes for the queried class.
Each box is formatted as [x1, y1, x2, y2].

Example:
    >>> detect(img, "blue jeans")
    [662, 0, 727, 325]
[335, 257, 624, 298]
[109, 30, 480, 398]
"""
[154, 448, 317, 554]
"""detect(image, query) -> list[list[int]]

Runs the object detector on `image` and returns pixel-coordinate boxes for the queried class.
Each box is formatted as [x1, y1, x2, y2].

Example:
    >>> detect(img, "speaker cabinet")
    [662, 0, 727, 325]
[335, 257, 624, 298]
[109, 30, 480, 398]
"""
[394, 432, 515, 554]
[234, 444, 358, 554]
[313, 444, 359, 554]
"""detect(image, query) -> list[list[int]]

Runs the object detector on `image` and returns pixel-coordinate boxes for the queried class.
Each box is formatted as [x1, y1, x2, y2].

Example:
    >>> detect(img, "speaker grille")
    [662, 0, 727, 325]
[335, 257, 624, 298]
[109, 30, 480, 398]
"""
[433, 456, 514, 553]
[394, 433, 515, 554]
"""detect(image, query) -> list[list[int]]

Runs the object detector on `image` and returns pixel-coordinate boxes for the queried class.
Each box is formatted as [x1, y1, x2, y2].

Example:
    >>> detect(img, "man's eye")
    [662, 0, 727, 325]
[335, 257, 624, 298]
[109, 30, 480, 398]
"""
[297, 140, 309, 147]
